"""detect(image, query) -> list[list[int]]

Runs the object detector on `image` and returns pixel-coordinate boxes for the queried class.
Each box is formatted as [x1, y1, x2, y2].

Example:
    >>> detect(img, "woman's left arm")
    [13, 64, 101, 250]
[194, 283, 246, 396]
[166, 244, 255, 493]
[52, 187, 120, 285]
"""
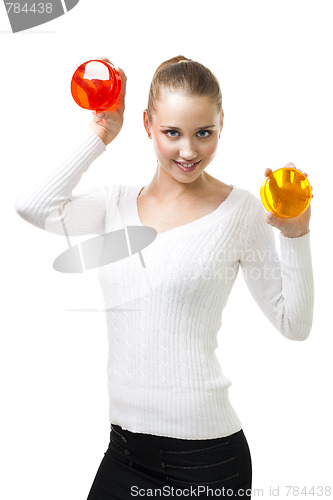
[239, 184, 314, 341]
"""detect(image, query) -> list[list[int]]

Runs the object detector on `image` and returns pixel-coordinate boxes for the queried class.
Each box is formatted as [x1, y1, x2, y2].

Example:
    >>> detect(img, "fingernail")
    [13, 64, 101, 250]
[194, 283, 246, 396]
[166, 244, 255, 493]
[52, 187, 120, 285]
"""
[267, 213, 273, 219]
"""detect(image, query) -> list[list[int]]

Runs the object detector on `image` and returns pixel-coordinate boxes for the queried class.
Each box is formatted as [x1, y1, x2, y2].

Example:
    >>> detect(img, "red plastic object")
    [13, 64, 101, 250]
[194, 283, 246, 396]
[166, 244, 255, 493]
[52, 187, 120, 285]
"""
[71, 60, 122, 111]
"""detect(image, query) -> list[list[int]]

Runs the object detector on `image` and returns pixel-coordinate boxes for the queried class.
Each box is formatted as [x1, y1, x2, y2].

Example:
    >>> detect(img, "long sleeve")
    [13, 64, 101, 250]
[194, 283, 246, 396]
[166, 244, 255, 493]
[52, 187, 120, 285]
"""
[240, 201, 314, 341]
[15, 128, 108, 236]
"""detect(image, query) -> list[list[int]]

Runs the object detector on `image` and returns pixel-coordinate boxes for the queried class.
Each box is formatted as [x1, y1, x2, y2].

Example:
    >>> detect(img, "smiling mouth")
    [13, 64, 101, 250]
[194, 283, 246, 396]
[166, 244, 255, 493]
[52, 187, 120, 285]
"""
[174, 160, 201, 169]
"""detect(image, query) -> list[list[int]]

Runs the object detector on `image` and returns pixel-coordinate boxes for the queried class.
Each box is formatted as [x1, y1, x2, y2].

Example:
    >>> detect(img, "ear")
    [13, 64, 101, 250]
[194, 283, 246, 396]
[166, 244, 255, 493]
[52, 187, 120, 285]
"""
[143, 109, 151, 135]
[219, 109, 224, 138]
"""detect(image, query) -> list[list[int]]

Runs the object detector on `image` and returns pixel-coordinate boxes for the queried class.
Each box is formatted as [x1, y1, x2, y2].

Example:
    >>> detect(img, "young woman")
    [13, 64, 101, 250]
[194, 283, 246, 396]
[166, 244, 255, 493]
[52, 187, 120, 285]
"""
[15, 55, 314, 499]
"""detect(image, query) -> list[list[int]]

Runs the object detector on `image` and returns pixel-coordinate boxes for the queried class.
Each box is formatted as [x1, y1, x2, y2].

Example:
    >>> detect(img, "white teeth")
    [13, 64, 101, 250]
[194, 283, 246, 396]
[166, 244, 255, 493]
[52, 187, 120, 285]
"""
[178, 162, 195, 168]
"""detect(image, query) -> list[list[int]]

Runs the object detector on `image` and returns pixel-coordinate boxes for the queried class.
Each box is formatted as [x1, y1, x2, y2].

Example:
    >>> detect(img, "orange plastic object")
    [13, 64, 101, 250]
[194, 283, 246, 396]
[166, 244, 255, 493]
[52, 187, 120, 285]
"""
[71, 60, 122, 111]
[260, 167, 312, 218]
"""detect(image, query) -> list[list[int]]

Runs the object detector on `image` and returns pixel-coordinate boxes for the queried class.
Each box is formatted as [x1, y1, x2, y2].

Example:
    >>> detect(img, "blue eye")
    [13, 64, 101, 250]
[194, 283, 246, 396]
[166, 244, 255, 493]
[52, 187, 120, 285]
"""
[197, 130, 211, 138]
[165, 130, 179, 137]
[163, 129, 212, 138]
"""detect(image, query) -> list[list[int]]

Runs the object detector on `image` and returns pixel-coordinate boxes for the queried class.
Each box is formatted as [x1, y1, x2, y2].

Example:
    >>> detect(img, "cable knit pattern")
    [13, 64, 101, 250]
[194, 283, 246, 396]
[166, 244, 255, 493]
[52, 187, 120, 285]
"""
[15, 129, 314, 440]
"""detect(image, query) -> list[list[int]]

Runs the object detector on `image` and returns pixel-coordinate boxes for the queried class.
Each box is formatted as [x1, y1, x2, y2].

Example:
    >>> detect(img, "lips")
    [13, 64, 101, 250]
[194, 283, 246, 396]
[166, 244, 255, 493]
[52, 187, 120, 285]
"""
[174, 160, 201, 172]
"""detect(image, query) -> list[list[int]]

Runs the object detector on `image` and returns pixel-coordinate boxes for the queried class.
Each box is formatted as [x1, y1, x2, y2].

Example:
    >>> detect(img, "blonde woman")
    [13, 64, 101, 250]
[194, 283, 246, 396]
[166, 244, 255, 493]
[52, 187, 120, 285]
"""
[16, 56, 314, 499]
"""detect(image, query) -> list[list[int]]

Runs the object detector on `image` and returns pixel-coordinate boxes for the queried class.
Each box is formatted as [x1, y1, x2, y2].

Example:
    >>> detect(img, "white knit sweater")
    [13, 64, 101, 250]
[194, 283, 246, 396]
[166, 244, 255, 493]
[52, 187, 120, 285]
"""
[15, 129, 314, 440]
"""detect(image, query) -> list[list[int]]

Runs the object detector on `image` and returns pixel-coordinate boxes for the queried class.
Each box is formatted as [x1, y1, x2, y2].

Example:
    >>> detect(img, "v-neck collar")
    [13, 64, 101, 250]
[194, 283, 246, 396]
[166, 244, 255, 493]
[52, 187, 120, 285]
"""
[124, 184, 237, 238]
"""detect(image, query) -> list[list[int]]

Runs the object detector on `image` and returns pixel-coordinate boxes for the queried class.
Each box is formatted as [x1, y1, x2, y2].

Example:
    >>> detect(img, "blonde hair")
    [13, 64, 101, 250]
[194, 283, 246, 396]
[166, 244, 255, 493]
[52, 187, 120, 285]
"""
[147, 55, 222, 122]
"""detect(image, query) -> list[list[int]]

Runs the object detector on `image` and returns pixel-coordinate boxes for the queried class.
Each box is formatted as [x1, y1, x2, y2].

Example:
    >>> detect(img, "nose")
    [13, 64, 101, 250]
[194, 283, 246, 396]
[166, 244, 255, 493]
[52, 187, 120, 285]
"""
[179, 138, 198, 160]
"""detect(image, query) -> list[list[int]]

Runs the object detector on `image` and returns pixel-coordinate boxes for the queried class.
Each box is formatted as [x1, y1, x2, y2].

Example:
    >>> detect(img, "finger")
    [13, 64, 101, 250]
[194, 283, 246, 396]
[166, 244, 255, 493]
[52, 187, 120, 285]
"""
[115, 66, 126, 79]
[96, 56, 113, 65]
[264, 167, 272, 177]
[92, 110, 105, 119]
[265, 211, 281, 226]
[116, 67, 127, 88]
[284, 161, 296, 168]
[114, 67, 127, 106]
[76, 58, 112, 69]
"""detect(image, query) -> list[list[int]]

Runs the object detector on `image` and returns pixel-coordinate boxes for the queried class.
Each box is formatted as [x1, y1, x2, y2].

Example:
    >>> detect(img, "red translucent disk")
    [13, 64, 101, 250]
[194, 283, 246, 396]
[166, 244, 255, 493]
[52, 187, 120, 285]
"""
[71, 60, 122, 111]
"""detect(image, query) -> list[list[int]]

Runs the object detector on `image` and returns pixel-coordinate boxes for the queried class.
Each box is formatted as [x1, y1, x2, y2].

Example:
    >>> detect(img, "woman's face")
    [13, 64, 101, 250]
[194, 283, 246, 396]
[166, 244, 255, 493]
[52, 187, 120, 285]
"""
[144, 89, 224, 183]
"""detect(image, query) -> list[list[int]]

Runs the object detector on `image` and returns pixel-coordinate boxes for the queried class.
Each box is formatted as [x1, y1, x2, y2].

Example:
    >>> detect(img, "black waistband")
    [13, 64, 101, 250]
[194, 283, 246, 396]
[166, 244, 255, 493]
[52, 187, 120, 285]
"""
[110, 423, 244, 449]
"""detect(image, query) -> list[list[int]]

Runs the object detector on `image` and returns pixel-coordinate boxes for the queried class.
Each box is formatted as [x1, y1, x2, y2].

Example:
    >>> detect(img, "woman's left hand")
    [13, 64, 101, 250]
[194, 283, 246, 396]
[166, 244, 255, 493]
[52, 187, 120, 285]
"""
[264, 162, 314, 238]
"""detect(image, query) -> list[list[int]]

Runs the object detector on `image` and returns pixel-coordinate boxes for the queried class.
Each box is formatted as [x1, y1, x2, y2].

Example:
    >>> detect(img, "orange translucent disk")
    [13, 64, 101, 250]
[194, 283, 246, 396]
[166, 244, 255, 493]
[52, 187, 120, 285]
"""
[260, 167, 312, 218]
[71, 60, 122, 111]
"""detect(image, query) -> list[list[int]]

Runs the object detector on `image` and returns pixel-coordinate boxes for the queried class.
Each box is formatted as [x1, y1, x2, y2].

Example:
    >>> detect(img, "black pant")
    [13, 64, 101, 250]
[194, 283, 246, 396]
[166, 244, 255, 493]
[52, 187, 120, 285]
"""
[87, 424, 252, 499]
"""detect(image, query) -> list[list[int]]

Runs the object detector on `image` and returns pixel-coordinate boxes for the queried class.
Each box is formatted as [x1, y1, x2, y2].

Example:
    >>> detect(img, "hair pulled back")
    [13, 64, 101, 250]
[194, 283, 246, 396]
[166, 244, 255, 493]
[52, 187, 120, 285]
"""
[146, 55, 222, 123]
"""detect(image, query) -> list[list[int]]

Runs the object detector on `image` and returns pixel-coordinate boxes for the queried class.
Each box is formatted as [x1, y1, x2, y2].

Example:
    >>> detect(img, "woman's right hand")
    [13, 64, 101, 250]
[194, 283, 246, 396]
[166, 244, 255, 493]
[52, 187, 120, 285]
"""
[88, 57, 127, 146]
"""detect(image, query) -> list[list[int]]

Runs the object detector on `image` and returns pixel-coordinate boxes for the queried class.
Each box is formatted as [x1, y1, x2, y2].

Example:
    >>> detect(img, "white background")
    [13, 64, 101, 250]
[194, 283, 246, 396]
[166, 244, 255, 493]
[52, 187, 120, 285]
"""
[1, 0, 332, 499]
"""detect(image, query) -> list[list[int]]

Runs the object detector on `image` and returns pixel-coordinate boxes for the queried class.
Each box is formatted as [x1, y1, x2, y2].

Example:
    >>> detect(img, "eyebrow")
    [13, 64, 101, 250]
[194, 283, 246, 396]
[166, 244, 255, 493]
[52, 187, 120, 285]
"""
[160, 125, 217, 131]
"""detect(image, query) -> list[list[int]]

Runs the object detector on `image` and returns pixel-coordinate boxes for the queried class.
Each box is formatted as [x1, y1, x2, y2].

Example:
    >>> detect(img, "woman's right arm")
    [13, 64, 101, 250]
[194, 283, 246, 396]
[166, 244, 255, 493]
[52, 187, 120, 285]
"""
[15, 61, 127, 237]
